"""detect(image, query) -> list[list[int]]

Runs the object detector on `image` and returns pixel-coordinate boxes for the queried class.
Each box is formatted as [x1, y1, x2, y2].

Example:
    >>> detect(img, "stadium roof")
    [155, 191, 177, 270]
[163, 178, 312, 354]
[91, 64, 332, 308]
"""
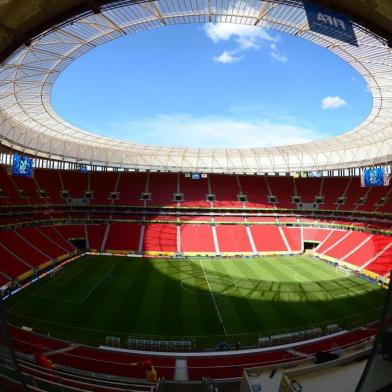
[0, 0, 392, 173]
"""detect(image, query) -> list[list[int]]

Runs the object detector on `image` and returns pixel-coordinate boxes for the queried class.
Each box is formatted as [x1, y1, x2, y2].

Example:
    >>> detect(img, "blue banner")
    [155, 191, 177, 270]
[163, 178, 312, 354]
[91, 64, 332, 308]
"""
[303, 2, 358, 46]
[12, 154, 33, 177]
[362, 168, 385, 187]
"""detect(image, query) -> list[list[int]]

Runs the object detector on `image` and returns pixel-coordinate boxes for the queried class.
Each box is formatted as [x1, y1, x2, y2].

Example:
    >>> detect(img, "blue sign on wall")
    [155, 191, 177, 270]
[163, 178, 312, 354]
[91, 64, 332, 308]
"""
[362, 167, 385, 187]
[12, 154, 33, 177]
[191, 173, 201, 180]
[303, 2, 358, 46]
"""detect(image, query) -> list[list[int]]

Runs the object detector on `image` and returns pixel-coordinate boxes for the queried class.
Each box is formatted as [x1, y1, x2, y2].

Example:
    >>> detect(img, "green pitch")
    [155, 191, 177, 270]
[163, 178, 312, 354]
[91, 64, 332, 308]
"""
[5, 255, 386, 348]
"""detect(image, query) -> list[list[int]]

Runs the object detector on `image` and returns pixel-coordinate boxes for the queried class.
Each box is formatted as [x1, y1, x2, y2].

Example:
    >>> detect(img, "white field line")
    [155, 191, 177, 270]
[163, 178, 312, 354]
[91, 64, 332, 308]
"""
[200, 261, 227, 336]
[8, 259, 88, 310]
[32, 266, 114, 304]
[9, 279, 52, 310]
[328, 289, 373, 299]
[32, 294, 81, 304]
[79, 265, 115, 303]
[285, 263, 307, 282]
[8, 304, 382, 339]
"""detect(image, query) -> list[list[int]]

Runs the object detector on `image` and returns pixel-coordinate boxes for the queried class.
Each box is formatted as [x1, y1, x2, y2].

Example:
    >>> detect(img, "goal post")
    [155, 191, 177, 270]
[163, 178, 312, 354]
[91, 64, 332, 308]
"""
[336, 265, 353, 276]
[50, 266, 64, 280]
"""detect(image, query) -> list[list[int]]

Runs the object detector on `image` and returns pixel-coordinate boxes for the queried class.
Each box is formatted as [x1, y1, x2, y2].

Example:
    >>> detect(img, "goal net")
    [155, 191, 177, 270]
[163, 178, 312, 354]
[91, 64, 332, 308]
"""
[336, 265, 353, 276]
[50, 266, 64, 280]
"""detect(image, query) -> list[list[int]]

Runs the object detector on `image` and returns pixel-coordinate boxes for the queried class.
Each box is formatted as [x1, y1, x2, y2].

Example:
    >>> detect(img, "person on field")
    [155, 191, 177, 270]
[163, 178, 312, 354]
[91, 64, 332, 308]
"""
[130, 360, 158, 383]
[34, 344, 56, 370]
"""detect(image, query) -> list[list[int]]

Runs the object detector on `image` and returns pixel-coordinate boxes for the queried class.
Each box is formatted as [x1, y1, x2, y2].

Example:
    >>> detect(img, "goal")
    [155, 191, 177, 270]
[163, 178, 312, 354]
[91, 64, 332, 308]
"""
[50, 266, 64, 280]
[336, 265, 353, 276]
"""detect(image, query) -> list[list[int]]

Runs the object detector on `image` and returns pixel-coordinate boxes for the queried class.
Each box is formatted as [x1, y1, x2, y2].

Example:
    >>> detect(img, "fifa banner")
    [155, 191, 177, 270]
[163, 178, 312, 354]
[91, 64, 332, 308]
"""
[303, 2, 358, 46]
[12, 154, 33, 177]
[361, 168, 391, 187]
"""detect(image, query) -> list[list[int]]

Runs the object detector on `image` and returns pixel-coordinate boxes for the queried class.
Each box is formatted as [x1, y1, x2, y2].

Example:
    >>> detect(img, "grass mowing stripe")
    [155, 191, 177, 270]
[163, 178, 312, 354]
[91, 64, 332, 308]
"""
[157, 261, 184, 336]
[200, 260, 227, 336]
[5, 255, 387, 348]
[215, 260, 271, 334]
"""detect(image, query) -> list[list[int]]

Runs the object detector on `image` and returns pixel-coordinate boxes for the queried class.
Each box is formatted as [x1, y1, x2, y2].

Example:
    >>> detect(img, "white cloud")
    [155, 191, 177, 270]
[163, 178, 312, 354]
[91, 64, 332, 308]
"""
[203, 23, 277, 48]
[321, 96, 348, 110]
[204, 23, 287, 64]
[103, 113, 326, 148]
[270, 51, 288, 63]
[270, 44, 288, 63]
[214, 51, 241, 64]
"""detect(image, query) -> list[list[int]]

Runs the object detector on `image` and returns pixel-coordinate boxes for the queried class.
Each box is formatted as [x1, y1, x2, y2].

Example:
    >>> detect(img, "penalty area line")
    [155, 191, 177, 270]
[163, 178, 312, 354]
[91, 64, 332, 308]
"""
[79, 265, 115, 303]
[199, 261, 228, 336]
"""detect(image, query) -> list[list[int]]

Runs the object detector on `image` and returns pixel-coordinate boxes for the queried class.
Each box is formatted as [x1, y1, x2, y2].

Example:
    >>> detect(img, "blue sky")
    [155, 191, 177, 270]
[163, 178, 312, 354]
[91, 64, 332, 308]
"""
[52, 23, 371, 148]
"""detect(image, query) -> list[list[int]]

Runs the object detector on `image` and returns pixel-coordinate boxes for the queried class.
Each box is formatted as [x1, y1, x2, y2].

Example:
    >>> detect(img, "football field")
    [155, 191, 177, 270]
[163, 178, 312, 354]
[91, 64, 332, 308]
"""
[5, 255, 386, 348]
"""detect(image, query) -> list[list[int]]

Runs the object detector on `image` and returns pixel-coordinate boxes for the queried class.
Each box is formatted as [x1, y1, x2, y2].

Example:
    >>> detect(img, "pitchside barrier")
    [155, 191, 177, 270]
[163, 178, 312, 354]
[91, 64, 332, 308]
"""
[128, 338, 192, 352]
[258, 328, 323, 347]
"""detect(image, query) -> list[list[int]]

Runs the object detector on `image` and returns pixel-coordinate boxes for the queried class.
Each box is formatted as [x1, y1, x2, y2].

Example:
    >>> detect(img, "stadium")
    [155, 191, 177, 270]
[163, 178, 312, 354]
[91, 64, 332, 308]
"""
[0, 0, 392, 391]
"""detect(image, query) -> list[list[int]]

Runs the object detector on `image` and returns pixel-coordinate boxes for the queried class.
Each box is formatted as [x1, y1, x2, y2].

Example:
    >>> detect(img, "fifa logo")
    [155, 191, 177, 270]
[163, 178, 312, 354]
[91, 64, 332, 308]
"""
[19, 158, 28, 174]
[317, 12, 346, 30]
[369, 169, 377, 184]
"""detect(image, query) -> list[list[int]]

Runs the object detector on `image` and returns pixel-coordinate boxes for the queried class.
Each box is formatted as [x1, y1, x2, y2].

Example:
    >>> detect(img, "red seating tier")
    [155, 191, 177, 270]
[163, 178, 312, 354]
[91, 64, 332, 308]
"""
[250, 226, 287, 252]
[34, 169, 63, 204]
[324, 231, 371, 260]
[303, 228, 332, 242]
[7, 323, 377, 382]
[365, 245, 392, 276]
[9, 326, 175, 380]
[116, 172, 147, 206]
[106, 223, 141, 251]
[321, 177, 349, 209]
[267, 176, 294, 208]
[90, 171, 118, 204]
[87, 224, 106, 250]
[0, 166, 24, 204]
[12, 175, 42, 204]
[180, 175, 209, 207]
[55, 225, 85, 240]
[142, 224, 177, 252]
[38, 226, 75, 253]
[281, 227, 301, 251]
[316, 231, 346, 254]
[357, 185, 388, 212]
[0, 231, 51, 268]
[210, 175, 241, 207]
[187, 351, 299, 379]
[238, 175, 271, 208]
[214, 216, 245, 222]
[148, 172, 177, 206]
[215, 225, 252, 252]
[181, 225, 215, 253]
[1, 167, 392, 215]
[341, 178, 368, 210]
[61, 171, 88, 199]
[18, 227, 67, 259]
[0, 244, 31, 278]
[344, 234, 392, 267]
[295, 177, 321, 203]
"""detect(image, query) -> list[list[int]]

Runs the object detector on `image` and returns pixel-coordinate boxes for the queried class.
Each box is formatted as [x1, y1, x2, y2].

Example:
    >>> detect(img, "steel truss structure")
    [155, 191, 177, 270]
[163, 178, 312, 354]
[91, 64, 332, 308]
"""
[0, 0, 391, 173]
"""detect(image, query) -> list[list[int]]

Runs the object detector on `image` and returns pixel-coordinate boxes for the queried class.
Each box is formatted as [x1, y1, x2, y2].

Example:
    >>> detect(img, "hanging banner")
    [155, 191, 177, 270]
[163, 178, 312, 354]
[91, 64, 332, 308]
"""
[303, 2, 358, 46]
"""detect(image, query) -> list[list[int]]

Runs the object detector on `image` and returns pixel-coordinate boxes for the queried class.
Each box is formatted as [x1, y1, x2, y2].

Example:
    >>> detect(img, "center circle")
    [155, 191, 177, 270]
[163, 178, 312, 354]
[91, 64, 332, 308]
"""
[180, 275, 237, 296]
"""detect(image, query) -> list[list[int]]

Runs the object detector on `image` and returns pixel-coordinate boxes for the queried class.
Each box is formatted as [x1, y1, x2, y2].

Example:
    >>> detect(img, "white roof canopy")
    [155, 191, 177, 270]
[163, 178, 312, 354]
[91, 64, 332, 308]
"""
[0, 0, 392, 173]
